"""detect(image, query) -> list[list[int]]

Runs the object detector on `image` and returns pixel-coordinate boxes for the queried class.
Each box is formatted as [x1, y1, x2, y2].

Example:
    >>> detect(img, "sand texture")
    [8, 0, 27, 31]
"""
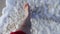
[0, 0, 60, 34]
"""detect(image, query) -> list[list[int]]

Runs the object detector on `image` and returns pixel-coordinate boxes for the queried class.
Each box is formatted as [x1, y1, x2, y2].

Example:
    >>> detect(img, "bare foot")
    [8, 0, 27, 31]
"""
[21, 3, 31, 28]
[17, 3, 31, 32]
[23, 3, 30, 20]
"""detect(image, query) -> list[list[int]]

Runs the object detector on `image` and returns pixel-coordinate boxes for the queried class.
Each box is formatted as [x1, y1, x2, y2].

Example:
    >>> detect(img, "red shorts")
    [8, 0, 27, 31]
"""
[10, 30, 26, 34]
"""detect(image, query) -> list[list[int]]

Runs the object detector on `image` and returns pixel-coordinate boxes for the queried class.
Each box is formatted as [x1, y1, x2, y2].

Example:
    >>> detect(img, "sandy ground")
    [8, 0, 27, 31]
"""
[0, 0, 60, 34]
[0, 0, 5, 16]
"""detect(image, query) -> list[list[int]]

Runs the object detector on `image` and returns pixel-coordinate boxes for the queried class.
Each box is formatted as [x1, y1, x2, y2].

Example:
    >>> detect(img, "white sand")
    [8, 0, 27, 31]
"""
[0, 0, 60, 34]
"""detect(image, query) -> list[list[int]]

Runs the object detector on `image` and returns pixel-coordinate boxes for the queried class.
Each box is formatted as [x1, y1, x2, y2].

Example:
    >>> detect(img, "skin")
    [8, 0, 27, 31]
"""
[21, 3, 31, 28]
[17, 3, 31, 34]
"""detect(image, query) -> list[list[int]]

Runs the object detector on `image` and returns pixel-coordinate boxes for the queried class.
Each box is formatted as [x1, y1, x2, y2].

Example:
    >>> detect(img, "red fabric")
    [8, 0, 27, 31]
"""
[10, 30, 26, 34]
